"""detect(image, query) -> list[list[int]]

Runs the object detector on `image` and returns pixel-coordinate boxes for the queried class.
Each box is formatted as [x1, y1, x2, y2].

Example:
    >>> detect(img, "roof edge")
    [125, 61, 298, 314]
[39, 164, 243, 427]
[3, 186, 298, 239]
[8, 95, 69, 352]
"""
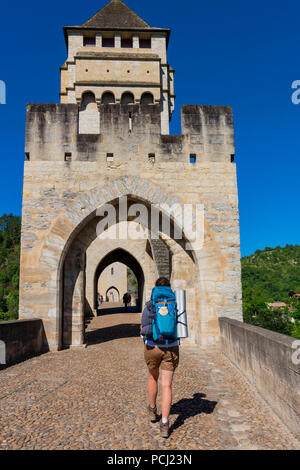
[63, 26, 171, 48]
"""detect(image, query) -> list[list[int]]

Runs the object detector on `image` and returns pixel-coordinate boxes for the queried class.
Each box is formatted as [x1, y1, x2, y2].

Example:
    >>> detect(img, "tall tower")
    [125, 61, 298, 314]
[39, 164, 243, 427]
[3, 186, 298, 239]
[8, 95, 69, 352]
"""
[61, 0, 174, 134]
[20, 0, 243, 350]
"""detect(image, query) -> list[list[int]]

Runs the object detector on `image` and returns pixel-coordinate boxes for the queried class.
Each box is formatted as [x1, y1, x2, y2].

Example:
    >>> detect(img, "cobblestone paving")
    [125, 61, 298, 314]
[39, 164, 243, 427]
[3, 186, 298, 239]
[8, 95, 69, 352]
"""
[0, 313, 299, 450]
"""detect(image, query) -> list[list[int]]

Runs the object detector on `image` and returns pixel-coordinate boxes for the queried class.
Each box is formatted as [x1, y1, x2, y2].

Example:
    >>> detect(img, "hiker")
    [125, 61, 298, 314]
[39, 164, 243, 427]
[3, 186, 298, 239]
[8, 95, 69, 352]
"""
[140, 277, 179, 438]
[123, 292, 131, 312]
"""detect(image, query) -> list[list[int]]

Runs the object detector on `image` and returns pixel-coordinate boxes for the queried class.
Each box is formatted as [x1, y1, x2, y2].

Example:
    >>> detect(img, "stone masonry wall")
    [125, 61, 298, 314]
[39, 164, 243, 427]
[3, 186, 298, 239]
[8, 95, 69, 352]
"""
[20, 103, 242, 349]
[0, 319, 48, 366]
[219, 317, 300, 438]
[98, 262, 127, 302]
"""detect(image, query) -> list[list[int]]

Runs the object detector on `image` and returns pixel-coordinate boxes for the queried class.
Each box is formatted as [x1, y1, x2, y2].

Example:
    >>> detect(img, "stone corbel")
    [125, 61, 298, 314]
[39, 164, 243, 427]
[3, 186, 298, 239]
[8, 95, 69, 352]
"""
[76, 97, 81, 109]
[96, 99, 101, 111]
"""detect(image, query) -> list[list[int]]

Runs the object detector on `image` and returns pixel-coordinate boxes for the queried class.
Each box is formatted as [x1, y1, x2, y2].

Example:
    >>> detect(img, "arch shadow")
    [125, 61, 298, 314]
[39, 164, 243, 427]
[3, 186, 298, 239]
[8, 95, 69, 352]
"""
[86, 322, 140, 345]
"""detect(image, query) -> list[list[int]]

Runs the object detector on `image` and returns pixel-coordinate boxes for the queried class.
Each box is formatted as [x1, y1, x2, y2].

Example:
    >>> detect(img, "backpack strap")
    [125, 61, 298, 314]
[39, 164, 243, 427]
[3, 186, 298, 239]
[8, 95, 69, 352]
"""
[152, 300, 164, 342]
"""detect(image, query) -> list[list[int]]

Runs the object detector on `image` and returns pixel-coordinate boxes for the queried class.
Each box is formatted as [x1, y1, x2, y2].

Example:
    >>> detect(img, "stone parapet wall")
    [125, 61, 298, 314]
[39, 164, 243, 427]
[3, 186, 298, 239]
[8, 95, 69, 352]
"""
[25, 104, 235, 164]
[219, 317, 300, 437]
[0, 319, 48, 366]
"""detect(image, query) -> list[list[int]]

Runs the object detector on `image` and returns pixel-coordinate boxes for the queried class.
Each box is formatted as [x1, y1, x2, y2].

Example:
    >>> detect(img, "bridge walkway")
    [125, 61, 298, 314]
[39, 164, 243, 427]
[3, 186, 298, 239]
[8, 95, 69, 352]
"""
[0, 312, 298, 450]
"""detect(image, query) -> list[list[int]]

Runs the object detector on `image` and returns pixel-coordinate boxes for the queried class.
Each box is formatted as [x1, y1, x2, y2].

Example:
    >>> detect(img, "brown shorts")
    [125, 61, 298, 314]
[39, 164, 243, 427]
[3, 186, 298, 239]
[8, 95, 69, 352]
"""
[144, 344, 179, 372]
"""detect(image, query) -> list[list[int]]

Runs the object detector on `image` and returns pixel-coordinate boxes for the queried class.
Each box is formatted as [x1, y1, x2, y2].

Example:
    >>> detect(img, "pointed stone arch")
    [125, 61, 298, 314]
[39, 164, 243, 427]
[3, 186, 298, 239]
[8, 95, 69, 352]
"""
[105, 286, 120, 302]
[40, 175, 189, 276]
[94, 247, 146, 313]
[19, 175, 230, 350]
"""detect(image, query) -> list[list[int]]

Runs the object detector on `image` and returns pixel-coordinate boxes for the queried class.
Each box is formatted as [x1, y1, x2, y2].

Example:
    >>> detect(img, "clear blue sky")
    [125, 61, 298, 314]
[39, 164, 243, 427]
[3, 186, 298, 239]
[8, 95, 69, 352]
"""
[0, 0, 299, 256]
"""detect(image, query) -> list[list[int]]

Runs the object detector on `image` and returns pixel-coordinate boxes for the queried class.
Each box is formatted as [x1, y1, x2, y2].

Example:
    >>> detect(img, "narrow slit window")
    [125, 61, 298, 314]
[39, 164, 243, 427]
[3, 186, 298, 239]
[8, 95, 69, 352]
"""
[129, 112, 132, 133]
[25, 152, 30, 161]
[148, 153, 155, 164]
[231, 154, 235, 163]
[65, 152, 72, 162]
[190, 154, 196, 164]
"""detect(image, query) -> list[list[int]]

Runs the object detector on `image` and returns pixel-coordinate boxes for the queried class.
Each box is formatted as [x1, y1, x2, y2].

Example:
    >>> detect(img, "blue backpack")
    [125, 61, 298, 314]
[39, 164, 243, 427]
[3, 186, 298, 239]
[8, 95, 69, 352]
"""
[151, 286, 178, 343]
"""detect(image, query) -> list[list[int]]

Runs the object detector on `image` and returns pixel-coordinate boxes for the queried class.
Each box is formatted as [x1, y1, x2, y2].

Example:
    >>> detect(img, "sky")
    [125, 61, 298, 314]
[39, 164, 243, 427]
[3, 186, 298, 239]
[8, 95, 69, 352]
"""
[0, 0, 299, 257]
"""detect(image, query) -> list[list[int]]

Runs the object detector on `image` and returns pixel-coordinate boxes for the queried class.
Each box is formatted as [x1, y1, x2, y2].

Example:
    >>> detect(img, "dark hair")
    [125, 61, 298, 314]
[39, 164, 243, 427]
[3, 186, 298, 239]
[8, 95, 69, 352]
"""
[155, 277, 171, 287]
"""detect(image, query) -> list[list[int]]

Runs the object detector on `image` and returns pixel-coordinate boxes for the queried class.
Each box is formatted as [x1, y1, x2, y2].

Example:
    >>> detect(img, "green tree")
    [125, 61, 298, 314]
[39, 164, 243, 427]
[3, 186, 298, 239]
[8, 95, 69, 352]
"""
[0, 214, 21, 322]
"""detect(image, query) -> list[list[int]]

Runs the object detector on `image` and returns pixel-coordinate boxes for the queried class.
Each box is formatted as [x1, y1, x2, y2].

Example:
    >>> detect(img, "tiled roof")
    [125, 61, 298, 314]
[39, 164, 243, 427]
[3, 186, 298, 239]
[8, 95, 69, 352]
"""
[81, 0, 151, 29]
[266, 302, 287, 308]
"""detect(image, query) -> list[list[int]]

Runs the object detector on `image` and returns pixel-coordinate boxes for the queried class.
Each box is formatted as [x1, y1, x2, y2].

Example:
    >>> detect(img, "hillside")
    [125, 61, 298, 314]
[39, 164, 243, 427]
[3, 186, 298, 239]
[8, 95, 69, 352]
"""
[242, 244, 300, 338]
[242, 244, 300, 302]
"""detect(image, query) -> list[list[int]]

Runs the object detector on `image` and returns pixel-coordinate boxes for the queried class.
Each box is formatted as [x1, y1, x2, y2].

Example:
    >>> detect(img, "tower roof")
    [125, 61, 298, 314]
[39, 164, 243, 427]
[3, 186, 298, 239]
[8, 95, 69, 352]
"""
[81, 0, 151, 29]
[64, 0, 170, 44]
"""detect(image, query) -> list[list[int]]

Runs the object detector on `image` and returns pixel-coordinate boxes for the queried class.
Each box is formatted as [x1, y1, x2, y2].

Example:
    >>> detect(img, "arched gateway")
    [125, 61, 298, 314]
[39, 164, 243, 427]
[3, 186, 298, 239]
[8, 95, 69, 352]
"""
[94, 248, 145, 311]
[19, 0, 243, 352]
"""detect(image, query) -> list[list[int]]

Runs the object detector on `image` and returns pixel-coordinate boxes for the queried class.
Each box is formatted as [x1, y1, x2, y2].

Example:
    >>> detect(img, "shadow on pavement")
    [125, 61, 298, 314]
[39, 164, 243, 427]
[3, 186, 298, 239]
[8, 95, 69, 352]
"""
[96, 306, 139, 315]
[169, 393, 218, 435]
[86, 323, 141, 345]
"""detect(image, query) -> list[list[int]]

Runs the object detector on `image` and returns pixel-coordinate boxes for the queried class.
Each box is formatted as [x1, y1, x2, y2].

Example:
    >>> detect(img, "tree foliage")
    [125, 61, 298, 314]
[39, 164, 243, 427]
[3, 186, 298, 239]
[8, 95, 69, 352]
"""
[0, 214, 21, 321]
[242, 244, 300, 339]
[127, 267, 138, 293]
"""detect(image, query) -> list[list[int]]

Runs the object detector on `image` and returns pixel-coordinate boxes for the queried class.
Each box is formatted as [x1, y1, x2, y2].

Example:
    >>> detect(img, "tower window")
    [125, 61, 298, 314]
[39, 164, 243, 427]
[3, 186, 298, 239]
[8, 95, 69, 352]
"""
[65, 152, 72, 162]
[190, 154, 196, 164]
[111, 267, 114, 275]
[140, 38, 151, 49]
[83, 37, 96, 47]
[102, 37, 115, 48]
[121, 92, 134, 105]
[107, 153, 114, 162]
[231, 154, 235, 163]
[102, 92, 115, 104]
[121, 38, 133, 48]
[141, 92, 154, 105]
[25, 153, 30, 161]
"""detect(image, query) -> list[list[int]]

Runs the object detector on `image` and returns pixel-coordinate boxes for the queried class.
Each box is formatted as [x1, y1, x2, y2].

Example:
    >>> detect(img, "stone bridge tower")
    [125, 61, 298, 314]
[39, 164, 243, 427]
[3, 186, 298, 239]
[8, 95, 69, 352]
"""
[19, 0, 243, 351]
[61, 0, 174, 135]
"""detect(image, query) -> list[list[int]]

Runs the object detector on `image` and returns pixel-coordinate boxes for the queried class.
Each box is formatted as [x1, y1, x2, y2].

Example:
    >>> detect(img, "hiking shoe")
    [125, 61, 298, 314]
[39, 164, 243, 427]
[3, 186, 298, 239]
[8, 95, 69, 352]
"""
[148, 405, 158, 423]
[160, 419, 169, 438]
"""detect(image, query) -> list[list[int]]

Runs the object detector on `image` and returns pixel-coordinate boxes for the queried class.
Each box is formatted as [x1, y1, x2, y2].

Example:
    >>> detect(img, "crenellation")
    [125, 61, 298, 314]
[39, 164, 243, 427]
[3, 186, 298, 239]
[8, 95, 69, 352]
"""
[25, 102, 236, 164]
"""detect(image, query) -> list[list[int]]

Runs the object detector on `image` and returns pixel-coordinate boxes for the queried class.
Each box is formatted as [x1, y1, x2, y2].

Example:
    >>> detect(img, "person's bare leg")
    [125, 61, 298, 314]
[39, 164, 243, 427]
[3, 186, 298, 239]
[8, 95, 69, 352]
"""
[161, 369, 174, 420]
[148, 368, 159, 408]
